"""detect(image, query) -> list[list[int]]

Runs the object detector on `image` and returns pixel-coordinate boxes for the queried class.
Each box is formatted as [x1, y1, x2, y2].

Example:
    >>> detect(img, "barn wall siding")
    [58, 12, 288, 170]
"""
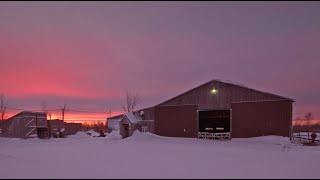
[231, 100, 292, 138]
[137, 107, 155, 120]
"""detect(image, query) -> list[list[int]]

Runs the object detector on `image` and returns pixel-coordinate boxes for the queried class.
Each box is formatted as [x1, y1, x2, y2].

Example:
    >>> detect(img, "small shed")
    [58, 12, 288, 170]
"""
[119, 112, 139, 139]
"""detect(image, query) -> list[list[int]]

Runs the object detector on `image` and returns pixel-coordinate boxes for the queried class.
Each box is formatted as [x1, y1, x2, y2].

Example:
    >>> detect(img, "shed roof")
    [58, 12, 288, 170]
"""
[122, 112, 138, 124]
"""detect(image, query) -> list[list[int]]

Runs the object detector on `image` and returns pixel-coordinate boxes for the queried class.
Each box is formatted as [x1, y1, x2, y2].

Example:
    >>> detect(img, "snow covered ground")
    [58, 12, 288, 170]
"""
[0, 130, 319, 178]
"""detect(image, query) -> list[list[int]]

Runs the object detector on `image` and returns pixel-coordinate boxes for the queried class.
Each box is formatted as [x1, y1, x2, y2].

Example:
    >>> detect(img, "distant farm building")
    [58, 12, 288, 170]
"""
[0, 111, 48, 139]
[107, 79, 293, 139]
[64, 122, 82, 135]
[107, 115, 122, 133]
[0, 113, 82, 139]
[47, 119, 65, 138]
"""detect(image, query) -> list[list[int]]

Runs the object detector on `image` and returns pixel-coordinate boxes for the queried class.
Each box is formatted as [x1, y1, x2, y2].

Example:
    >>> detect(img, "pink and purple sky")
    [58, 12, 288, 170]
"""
[1, 2, 320, 123]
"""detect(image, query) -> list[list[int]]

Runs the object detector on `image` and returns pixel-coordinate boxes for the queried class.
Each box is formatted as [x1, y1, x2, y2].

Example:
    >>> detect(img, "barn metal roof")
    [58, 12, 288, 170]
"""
[156, 79, 294, 106]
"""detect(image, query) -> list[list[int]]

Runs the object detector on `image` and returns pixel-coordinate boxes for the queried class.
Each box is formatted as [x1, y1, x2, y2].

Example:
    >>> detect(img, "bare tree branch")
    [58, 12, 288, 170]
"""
[41, 100, 48, 112]
[0, 93, 8, 121]
[122, 91, 140, 113]
[122, 104, 127, 113]
[305, 112, 313, 129]
[294, 117, 302, 128]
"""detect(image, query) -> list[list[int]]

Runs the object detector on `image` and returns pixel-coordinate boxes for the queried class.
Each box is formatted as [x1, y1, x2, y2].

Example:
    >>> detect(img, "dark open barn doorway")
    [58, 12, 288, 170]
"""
[122, 124, 129, 138]
[198, 110, 230, 133]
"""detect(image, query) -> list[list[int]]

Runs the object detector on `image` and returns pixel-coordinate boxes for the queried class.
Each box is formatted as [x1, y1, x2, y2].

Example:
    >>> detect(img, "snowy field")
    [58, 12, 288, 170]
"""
[0, 131, 320, 179]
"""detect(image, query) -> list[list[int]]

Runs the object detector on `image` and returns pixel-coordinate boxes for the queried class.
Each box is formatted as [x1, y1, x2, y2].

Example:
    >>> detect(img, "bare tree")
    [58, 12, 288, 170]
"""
[0, 93, 8, 121]
[41, 100, 52, 120]
[294, 116, 303, 129]
[122, 91, 139, 113]
[55, 110, 61, 120]
[40, 100, 48, 112]
[305, 112, 313, 129]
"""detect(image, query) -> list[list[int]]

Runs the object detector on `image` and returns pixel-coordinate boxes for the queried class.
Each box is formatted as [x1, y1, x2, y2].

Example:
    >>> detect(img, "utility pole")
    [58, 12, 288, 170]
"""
[107, 109, 112, 118]
[61, 104, 66, 121]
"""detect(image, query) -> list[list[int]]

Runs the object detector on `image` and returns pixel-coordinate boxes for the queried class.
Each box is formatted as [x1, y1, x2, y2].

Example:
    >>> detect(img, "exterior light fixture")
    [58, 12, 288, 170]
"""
[210, 88, 218, 95]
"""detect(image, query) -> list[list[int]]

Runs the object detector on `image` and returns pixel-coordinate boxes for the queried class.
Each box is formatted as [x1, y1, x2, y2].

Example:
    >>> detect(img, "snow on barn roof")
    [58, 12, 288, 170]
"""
[123, 112, 138, 124]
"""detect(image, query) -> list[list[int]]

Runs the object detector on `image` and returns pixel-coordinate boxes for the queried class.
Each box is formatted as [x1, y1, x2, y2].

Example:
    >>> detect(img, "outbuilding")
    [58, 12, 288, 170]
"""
[119, 112, 139, 138]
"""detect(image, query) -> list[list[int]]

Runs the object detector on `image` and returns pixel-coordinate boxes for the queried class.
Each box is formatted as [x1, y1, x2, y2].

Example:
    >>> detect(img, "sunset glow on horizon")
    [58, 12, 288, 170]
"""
[1, 2, 320, 123]
[4, 110, 124, 124]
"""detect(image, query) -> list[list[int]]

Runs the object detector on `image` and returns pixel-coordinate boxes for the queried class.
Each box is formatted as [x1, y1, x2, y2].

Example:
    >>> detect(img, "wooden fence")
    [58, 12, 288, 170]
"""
[292, 129, 320, 143]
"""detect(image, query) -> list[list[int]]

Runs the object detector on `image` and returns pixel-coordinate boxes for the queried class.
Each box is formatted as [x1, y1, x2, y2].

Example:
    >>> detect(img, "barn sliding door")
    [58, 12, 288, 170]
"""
[155, 105, 198, 138]
[231, 100, 292, 138]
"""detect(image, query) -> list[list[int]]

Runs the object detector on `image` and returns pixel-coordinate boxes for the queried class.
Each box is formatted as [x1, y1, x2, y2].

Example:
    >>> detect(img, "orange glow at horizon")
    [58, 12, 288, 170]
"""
[292, 119, 320, 126]
[3, 111, 124, 124]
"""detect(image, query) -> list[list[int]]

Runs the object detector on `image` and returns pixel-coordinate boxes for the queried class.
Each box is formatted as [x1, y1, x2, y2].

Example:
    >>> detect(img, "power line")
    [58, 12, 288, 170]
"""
[65, 109, 107, 114]
[6, 106, 60, 112]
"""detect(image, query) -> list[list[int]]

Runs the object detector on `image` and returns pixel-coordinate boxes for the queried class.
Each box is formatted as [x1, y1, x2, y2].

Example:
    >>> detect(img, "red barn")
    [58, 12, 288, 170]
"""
[108, 79, 293, 139]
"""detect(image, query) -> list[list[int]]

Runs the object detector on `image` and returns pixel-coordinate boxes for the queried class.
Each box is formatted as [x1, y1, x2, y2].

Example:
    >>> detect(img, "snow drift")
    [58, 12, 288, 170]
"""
[0, 134, 319, 179]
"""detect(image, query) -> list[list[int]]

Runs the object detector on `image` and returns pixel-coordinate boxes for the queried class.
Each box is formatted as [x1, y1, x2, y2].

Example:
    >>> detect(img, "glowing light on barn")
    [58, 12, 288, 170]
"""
[211, 88, 218, 95]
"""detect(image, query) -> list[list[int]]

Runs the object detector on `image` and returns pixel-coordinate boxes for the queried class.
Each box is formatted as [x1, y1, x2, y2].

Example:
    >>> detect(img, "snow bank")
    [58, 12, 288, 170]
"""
[106, 130, 122, 140]
[68, 131, 93, 139]
[123, 130, 146, 141]
[85, 130, 100, 137]
[123, 130, 171, 142]
[105, 129, 169, 141]
[240, 135, 291, 146]
[69, 130, 101, 139]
